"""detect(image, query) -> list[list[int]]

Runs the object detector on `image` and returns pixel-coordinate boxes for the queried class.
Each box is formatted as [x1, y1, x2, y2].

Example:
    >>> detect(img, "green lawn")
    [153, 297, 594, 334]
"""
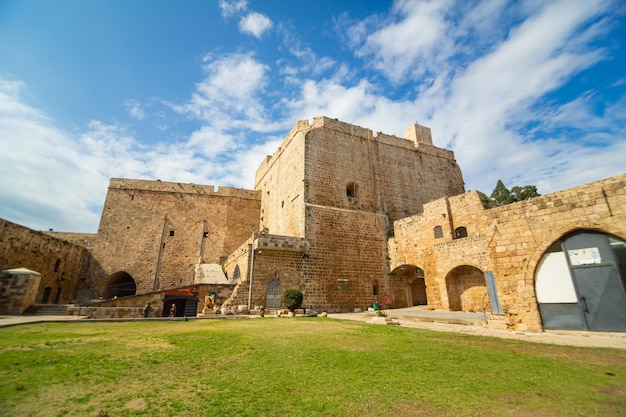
[1, 317, 625, 416]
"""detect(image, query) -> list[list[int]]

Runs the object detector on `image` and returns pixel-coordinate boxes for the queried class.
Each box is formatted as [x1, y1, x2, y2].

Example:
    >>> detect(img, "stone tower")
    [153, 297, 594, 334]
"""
[246, 116, 465, 311]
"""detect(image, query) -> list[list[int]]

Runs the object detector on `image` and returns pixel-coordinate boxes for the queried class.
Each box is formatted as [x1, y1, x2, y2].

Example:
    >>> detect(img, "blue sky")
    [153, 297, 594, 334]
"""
[1, 0, 625, 233]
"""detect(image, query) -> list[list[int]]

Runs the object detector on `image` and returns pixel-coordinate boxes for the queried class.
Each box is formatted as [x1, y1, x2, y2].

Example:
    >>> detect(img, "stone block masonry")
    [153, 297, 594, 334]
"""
[87, 178, 261, 297]
[392, 174, 626, 331]
[0, 218, 91, 304]
[247, 116, 465, 312]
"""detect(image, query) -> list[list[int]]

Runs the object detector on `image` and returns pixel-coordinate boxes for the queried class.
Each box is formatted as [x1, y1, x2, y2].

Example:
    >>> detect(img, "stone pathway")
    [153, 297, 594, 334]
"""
[328, 306, 626, 350]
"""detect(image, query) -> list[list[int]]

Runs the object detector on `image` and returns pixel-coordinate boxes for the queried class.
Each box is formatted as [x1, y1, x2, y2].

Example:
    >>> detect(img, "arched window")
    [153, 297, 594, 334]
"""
[54, 259, 61, 272]
[434, 225, 443, 239]
[346, 182, 358, 199]
[455, 227, 468, 239]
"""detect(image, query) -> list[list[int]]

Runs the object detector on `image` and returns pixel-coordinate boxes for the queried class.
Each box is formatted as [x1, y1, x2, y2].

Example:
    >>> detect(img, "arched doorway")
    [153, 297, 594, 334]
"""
[101, 271, 137, 299]
[445, 265, 488, 313]
[266, 279, 282, 308]
[409, 267, 427, 306]
[536, 230, 626, 331]
[391, 264, 427, 307]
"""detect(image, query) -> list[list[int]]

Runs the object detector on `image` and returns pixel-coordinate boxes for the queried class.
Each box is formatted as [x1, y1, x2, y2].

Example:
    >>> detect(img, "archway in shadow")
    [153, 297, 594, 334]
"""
[445, 265, 487, 313]
[391, 264, 427, 307]
[101, 271, 137, 299]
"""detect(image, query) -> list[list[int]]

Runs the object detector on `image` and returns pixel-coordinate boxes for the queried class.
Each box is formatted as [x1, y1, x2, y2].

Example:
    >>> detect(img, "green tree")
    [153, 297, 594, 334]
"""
[511, 185, 540, 202]
[481, 180, 540, 208]
[491, 179, 514, 206]
[282, 289, 303, 312]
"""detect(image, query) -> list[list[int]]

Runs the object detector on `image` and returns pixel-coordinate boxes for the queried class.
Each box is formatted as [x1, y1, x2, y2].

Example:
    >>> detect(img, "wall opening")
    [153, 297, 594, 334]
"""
[535, 230, 626, 331]
[454, 227, 468, 239]
[102, 271, 137, 299]
[346, 182, 358, 199]
[445, 265, 487, 313]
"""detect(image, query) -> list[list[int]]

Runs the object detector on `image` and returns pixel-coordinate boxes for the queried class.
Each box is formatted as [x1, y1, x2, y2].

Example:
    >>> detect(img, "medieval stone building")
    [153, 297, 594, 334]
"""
[1, 116, 625, 332]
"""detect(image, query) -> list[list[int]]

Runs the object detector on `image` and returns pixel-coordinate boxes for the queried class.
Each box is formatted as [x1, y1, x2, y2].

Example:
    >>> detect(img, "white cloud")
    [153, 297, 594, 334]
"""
[358, 0, 454, 83]
[239, 12, 273, 38]
[219, 0, 247, 18]
[124, 99, 145, 120]
[333, 0, 623, 196]
[0, 79, 108, 232]
[173, 52, 284, 133]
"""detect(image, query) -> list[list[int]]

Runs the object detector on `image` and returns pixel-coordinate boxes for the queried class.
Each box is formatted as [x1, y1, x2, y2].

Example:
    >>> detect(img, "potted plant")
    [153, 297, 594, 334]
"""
[282, 289, 303, 316]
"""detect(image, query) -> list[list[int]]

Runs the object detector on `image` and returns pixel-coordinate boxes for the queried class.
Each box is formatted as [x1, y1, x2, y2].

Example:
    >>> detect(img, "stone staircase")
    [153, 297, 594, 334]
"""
[26, 304, 71, 316]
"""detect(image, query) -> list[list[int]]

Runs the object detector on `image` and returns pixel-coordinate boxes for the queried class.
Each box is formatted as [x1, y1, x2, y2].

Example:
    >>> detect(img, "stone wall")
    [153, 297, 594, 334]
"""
[72, 283, 235, 318]
[0, 219, 91, 304]
[392, 173, 626, 331]
[87, 178, 261, 297]
[248, 116, 465, 312]
[0, 269, 41, 314]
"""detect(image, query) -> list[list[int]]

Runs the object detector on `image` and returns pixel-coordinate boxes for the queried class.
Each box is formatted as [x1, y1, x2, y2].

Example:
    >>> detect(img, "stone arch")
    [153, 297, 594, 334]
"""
[534, 229, 626, 331]
[445, 265, 487, 313]
[390, 264, 427, 307]
[263, 269, 302, 308]
[101, 271, 137, 299]
[525, 223, 626, 287]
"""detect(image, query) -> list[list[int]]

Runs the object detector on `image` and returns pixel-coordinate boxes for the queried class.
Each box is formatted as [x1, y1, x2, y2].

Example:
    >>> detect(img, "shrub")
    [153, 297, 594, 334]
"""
[282, 289, 303, 312]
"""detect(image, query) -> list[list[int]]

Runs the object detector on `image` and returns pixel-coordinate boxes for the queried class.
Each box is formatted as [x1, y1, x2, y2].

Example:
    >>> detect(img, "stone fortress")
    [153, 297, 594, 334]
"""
[1, 116, 625, 333]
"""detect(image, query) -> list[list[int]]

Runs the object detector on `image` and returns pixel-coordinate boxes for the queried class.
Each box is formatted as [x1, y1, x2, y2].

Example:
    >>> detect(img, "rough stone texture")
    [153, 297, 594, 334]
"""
[87, 178, 260, 296]
[2, 116, 623, 333]
[0, 219, 91, 304]
[0, 269, 41, 314]
[243, 116, 465, 312]
[69, 283, 235, 318]
[391, 174, 626, 331]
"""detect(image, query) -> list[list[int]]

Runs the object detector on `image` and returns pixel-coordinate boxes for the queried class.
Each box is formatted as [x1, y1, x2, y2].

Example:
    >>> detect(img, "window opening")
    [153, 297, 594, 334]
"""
[434, 225, 443, 239]
[346, 182, 358, 199]
[233, 265, 241, 281]
[455, 227, 468, 239]
[54, 259, 61, 272]
[169, 230, 175, 236]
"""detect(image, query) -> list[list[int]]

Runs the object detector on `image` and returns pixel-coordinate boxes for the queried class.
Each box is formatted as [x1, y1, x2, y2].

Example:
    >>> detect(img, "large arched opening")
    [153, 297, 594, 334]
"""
[392, 264, 428, 307]
[445, 265, 488, 313]
[101, 271, 137, 299]
[535, 230, 626, 332]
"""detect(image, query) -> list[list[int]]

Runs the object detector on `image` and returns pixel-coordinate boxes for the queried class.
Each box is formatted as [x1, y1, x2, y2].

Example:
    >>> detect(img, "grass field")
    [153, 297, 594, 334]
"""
[1, 317, 625, 417]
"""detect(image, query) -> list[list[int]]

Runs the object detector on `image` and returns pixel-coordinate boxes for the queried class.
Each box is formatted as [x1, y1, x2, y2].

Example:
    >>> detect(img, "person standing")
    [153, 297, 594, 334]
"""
[143, 302, 151, 318]
[169, 303, 177, 317]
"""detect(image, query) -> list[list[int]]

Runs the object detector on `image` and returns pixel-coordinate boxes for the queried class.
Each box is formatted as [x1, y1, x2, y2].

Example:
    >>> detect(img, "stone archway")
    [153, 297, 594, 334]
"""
[445, 265, 488, 313]
[409, 272, 427, 306]
[263, 269, 302, 309]
[101, 271, 137, 299]
[390, 264, 427, 307]
[535, 230, 626, 331]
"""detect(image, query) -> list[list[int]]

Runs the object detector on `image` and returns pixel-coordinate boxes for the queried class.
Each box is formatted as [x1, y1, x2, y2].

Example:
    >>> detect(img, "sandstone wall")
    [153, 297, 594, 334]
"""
[0, 218, 91, 304]
[393, 173, 626, 331]
[88, 178, 260, 296]
[248, 117, 465, 312]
